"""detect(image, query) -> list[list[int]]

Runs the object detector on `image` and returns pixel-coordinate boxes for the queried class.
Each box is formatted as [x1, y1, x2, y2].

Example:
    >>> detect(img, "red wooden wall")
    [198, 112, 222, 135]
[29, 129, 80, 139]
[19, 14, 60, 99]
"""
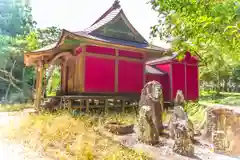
[147, 52, 199, 101]
[118, 60, 144, 93]
[72, 45, 145, 94]
[85, 56, 115, 92]
[146, 74, 170, 101]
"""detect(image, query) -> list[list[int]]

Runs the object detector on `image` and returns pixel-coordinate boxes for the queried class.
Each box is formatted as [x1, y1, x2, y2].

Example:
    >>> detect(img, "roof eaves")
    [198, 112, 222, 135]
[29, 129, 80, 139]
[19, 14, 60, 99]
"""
[25, 29, 67, 55]
[66, 30, 168, 53]
[146, 65, 167, 75]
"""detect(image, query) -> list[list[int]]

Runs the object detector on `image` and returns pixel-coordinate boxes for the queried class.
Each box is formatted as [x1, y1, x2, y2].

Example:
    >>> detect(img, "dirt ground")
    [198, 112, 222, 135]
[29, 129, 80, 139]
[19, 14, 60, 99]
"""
[0, 109, 50, 160]
[99, 129, 240, 160]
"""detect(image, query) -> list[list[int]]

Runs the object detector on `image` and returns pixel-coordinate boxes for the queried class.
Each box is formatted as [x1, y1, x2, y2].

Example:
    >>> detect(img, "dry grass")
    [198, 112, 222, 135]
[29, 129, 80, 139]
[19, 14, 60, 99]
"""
[0, 103, 33, 112]
[5, 103, 206, 160]
[7, 110, 151, 160]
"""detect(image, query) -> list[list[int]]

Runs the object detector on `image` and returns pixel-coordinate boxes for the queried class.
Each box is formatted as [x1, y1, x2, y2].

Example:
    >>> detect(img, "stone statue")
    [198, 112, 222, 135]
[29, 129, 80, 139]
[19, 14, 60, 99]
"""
[212, 130, 226, 154]
[169, 90, 194, 140]
[172, 120, 194, 157]
[135, 80, 164, 145]
[174, 90, 185, 106]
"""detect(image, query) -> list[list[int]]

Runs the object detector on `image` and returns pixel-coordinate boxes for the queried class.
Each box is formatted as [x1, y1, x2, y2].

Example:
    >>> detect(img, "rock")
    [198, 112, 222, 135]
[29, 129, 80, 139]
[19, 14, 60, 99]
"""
[168, 105, 194, 141]
[172, 120, 194, 157]
[104, 121, 134, 135]
[212, 130, 226, 154]
[135, 81, 164, 145]
[135, 105, 159, 145]
[174, 90, 185, 106]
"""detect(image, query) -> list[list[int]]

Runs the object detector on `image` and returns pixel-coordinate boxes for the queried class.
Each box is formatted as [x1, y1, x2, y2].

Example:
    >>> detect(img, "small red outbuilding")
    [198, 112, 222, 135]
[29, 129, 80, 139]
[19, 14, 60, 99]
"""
[146, 52, 199, 103]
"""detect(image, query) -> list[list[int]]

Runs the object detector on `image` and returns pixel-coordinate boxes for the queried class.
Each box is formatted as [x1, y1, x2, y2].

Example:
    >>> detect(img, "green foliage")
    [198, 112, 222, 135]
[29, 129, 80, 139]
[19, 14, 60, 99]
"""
[46, 66, 61, 96]
[0, 0, 61, 102]
[184, 102, 206, 124]
[0, 0, 36, 36]
[150, 0, 240, 91]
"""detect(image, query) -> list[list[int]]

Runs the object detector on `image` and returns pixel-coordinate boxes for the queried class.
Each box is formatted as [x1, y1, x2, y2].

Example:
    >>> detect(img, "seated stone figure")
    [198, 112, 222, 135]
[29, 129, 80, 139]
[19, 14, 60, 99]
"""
[135, 80, 164, 145]
[169, 90, 194, 141]
[172, 120, 194, 157]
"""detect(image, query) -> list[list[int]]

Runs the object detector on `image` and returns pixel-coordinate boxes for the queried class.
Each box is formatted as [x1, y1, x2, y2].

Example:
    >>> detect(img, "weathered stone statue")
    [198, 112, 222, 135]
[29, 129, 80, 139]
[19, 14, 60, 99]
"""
[135, 80, 164, 145]
[168, 90, 195, 156]
[174, 90, 185, 106]
[169, 90, 194, 140]
[172, 120, 194, 157]
[212, 130, 226, 154]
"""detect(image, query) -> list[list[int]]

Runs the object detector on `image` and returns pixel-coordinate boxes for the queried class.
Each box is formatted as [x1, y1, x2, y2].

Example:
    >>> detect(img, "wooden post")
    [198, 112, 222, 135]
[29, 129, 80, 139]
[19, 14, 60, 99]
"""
[86, 99, 90, 113]
[61, 59, 67, 93]
[121, 100, 125, 113]
[35, 61, 44, 110]
[104, 99, 108, 114]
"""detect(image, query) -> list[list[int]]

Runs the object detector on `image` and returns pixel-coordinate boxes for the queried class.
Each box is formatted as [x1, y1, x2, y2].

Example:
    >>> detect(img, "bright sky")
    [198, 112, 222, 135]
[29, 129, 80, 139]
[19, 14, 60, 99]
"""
[30, 0, 170, 48]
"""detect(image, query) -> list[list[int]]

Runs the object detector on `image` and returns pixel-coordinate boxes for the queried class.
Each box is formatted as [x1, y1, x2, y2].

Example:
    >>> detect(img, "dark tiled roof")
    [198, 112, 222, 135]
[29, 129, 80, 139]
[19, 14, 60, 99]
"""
[146, 53, 178, 64]
[145, 65, 166, 75]
[29, 0, 168, 53]
[84, 0, 149, 44]
[90, 0, 121, 26]
[84, 8, 121, 33]
[74, 31, 166, 50]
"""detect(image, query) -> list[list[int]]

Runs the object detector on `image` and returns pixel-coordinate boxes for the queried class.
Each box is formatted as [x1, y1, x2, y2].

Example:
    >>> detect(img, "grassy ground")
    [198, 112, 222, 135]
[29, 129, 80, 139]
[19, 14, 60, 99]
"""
[7, 110, 151, 160]
[0, 103, 33, 112]
[5, 104, 206, 160]
[200, 91, 240, 106]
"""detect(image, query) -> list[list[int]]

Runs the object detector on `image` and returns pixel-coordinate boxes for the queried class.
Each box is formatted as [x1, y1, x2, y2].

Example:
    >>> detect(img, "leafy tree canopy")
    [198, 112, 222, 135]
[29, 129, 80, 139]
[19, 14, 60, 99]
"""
[150, 0, 240, 91]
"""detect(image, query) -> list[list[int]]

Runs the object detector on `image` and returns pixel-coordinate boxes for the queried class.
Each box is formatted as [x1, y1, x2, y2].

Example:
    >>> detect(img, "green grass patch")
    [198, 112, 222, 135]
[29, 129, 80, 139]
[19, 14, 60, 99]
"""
[200, 91, 240, 106]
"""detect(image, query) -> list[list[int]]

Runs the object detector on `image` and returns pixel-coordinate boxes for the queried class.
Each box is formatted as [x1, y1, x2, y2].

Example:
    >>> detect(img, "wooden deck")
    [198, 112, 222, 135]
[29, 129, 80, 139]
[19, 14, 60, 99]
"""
[46, 92, 140, 113]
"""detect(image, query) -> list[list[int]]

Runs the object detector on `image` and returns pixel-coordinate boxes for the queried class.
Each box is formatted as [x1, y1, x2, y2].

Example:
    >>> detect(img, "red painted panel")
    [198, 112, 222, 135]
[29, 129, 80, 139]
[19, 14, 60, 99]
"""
[155, 64, 171, 73]
[85, 56, 115, 92]
[118, 61, 144, 93]
[146, 74, 171, 101]
[172, 63, 186, 99]
[86, 45, 115, 55]
[186, 65, 199, 101]
[118, 50, 143, 59]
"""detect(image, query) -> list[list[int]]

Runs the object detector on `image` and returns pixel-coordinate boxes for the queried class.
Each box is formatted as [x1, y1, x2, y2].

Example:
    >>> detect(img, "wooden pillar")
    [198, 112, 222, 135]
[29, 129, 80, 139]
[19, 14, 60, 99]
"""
[86, 99, 90, 113]
[35, 61, 44, 110]
[115, 49, 119, 92]
[34, 67, 39, 107]
[105, 99, 108, 114]
[61, 59, 68, 93]
[43, 64, 47, 97]
[121, 100, 125, 113]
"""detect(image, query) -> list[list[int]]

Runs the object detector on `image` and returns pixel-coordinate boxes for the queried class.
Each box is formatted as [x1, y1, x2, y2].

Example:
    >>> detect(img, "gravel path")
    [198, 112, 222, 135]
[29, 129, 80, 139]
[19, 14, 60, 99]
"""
[0, 109, 51, 160]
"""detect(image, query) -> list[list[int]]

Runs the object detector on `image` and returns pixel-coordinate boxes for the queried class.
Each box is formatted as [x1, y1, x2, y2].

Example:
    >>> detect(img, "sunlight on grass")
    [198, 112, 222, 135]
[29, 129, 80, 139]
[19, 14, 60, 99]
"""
[3, 102, 208, 160]
[7, 110, 151, 160]
[185, 103, 206, 126]
[0, 103, 33, 112]
[200, 90, 240, 106]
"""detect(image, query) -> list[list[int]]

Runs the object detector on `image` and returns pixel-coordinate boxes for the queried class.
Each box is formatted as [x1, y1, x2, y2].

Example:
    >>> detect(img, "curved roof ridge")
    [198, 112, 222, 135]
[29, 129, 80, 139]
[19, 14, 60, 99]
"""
[90, 0, 121, 27]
